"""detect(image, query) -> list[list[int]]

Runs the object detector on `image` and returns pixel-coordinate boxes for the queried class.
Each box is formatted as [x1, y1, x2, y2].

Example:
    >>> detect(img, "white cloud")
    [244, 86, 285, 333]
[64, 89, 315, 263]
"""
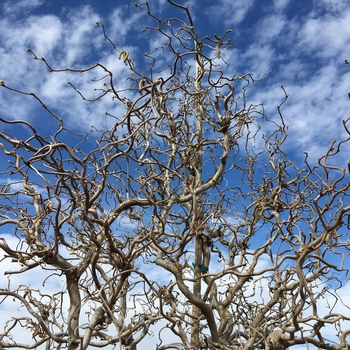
[61, 6, 101, 66]
[314, 0, 349, 15]
[272, 0, 291, 12]
[296, 11, 350, 60]
[205, 0, 255, 27]
[255, 13, 286, 44]
[107, 6, 145, 45]
[24, 15, 63, 56]
[1, 0, 43, 16]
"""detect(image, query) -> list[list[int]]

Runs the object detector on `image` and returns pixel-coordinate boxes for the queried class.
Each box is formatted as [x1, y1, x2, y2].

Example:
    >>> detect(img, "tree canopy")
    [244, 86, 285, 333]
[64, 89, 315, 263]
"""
[1, 1, 350, 350]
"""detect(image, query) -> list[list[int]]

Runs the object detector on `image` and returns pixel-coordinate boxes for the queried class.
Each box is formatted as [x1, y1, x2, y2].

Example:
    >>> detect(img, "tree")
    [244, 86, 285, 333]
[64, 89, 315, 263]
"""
[1, 1, 350, 349]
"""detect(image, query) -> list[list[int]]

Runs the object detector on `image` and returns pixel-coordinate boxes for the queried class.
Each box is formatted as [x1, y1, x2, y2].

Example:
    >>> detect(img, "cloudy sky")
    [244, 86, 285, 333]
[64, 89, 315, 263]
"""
[1, 0, 350, 348]
[0, 0, 349, 161]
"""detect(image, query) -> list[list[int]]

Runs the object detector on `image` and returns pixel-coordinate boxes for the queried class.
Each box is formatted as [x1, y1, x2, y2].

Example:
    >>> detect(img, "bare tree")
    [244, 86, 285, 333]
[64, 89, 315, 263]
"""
[1, 1, 350, 349]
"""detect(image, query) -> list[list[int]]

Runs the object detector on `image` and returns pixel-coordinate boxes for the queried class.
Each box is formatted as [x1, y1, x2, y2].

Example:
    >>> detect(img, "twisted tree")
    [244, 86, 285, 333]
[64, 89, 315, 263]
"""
[1, 1, 350, 349]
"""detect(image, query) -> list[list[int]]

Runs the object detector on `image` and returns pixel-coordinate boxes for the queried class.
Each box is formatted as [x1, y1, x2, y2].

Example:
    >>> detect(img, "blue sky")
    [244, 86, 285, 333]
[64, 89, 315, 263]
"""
[1, 0, 350, 348]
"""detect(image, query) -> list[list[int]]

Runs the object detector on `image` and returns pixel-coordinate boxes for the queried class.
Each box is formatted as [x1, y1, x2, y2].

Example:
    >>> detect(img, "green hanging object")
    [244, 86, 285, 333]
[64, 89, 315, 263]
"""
[192, 262, 208, 273]
[189, 215, 205, 222]
[190, 168, 202, 176]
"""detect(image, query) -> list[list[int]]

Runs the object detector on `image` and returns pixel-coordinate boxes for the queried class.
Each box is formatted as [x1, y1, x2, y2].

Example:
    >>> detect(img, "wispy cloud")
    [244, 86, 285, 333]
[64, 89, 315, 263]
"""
[1, 0, 43, 16]
[205, 0, 255, 27]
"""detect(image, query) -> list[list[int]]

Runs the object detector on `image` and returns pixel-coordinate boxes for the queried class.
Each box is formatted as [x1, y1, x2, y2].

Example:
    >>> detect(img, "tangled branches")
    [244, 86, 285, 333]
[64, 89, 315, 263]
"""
[1, 1, 350, 350]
